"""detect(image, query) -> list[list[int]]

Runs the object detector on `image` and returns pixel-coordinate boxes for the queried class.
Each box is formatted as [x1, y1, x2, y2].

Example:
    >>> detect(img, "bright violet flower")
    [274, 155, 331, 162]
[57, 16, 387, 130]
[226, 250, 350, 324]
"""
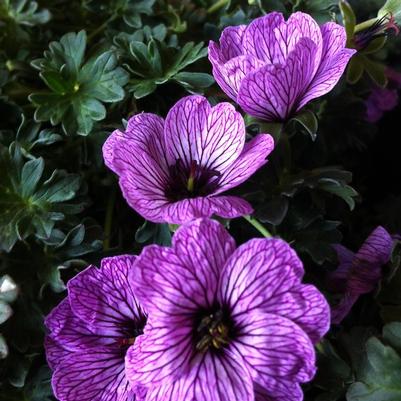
[208, 12, 356, 121]
[328, 226, 393, 324]
[45, 256, 147, 401]
[103, 95, 274, 224]
[125, 218, 330, 401]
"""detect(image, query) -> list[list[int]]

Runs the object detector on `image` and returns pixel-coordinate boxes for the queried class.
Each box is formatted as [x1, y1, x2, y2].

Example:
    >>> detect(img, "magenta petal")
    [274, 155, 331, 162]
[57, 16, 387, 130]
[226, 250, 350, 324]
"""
[52, 346, 130, 401]
[217, 25, 246, 62]
[165, 96, 245, 172]
[242, 12, 285, 64]
[262, 284, 330, 344]
[348, 226, 392, 294]
[164, 95, 210, 168]
[254, 380, 303, 401]
[160, 195, 252, 224]
[209, 54, 265, 101]
[45, 336, 69, 370]
[125, 319, 193, 388]
[327, 244, 355, 292]
[144, 350, 253, 401]
[217, 134, 274, 193]
[238, 38, 318, 121]
[103, 129, 123, 174]
[298, 22, 356, 110]
[67, 258, 141, 337]
[234, 311, 316, 383]
[219, 238, 304, 316]
[331, 292, 360, 325]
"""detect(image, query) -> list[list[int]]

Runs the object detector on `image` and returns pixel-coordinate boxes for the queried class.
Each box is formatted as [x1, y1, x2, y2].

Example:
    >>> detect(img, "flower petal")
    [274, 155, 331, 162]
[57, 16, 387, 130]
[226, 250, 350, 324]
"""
[331, 292, 359, 324]
[242, 12, 285, 64]
[262, 284, 330, 343]
[45, 336, 69, 370]
[219, 238, 304, 316]
[165, 96, 246, 173]
[131, 219, 234, 314]
[347, 226, 393, 294]
[254, 381, 302, 401]
[52, 346, 130, 401]
[160, 195, 252, 224]
[233, 311, 316, 383]
[327, 244, 355, 292]
[103, 129, 123, 174]
[298, 22, 355, 110]
[211, 25, 247, 63]
[67, 257, 143, 337]
[125, 318, 193, 388]
[116, 146, 170, 223]
[143, 350, 253, 401]
[164, 95, 210, 169]
[216, 134, 274, 193]
[238, 38, 318, 121]
[209, 54, 265, 101]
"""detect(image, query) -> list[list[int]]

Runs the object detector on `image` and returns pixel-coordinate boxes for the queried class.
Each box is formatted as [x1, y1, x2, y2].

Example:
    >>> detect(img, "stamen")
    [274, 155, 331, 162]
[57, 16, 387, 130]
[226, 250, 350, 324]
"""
[195, 310, 230, 352]
[187, 160, 197, 192]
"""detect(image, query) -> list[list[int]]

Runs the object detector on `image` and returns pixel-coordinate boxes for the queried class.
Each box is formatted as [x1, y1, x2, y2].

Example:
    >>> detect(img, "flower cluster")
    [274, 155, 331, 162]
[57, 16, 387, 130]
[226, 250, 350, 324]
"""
[45, 10, 365, 401]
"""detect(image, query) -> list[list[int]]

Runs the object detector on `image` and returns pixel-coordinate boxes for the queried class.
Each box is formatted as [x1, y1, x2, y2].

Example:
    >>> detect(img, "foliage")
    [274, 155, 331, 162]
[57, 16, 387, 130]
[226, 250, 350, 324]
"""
[0, 0, 400, 400]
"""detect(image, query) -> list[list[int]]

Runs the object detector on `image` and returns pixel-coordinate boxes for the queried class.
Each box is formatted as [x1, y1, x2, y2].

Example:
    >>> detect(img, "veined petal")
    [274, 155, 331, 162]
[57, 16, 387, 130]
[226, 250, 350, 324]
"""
[238, 38, 318, 121]
[200, 102, 245, 172]
[125, 319, 193, 388]
[45, 336, 69, 370]
[208, 195, 253, 218]
[103, 129, 123, 174]
[327, 244, 355, 292]
[254, 380, 303, 401]
[243, 12, 285, 64]
[216, 134, 274, 193]
[233, 311, 316, 383]
[45, 298, 111, 351]
[164, 95, 210, 169]
[219, 238, 304, 317]
[208, 54, 265, 101]
[52, 346, 130, 401]
[144, 350, 253, 401]
[218, 25, 247, 62]
[262, 284, 330, 343]
[347, 226, 392, 294]
[67, 258, 143, 337]
[331, 292, 359, 324]
[298, 22, 355, 110]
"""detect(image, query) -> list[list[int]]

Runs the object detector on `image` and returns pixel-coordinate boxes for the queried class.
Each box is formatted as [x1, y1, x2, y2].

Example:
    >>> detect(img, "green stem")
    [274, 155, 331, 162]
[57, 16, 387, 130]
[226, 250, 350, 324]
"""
[103, 186, 116, 251]
[243, 215, 272, 238]
[87, 14, 118, 42]
[207, 0, 229, 14]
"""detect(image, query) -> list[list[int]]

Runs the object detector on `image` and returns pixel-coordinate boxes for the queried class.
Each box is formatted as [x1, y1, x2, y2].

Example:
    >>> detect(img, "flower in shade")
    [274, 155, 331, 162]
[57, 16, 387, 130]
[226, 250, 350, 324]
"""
[208, 12, 356, 122]
[125, 218, 330, 401]
[45, 256, 147, 401]
[365, 68, 401, 123]
[103, 95, 274, 224]
[328, 226, 393, 324]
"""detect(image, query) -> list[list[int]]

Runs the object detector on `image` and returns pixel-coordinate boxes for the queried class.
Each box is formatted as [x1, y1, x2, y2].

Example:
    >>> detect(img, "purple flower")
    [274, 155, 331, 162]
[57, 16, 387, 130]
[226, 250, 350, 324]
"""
[45, 256, 147, 401]
[208, 12, 356, 122]
[125, 218, 330, 401]
[103, 95, 274, 224]
[365, 68, 401, 123]
[328, 226, 393, 324]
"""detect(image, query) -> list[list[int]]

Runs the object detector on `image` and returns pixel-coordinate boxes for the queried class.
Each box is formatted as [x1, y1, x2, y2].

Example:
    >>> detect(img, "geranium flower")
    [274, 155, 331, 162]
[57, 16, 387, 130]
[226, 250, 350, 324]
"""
[125, 218, 330, 401]
[328, 226, 393, 324]
[208, 12, 356, 122]
[45, 256, 147, 401]
[103, 95, 274, 224]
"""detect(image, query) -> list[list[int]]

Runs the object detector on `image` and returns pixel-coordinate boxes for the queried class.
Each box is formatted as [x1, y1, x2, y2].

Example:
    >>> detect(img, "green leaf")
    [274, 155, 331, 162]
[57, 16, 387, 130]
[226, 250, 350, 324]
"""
[347, 56, 365, 84]
[383, 322, 401, 352]
[30, 31, 127, 135]
[135, 221, 172, 246]
[347, 336, 401, 401]
[364, 58, 388, 87]
[21, 157, 44, 197]
[174, 72, 214, 89]
[0, 334, 8, 359]
[340, 0, 356, 42]
[1, 0, 51, 27]
[292, 109, 318, 141]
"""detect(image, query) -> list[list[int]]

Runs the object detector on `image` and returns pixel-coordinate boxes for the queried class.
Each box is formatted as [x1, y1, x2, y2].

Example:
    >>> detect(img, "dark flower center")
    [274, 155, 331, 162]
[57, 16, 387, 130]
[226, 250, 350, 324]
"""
[194, 308, 232, 353]
[116, 321, 145, 351]
[165, 159, 220, 201]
